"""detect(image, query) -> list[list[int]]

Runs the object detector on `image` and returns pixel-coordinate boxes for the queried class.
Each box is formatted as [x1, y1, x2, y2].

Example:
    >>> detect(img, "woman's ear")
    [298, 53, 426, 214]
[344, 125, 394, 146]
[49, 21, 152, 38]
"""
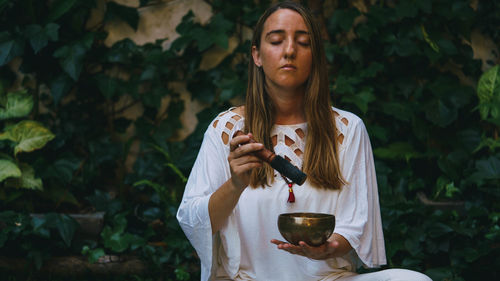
[252, 46, 261, 67]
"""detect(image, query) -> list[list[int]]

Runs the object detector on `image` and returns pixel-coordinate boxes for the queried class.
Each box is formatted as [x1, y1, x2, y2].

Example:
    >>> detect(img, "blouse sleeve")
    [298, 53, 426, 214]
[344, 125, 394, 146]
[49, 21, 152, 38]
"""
[176, 110, 244, 280]
[333, 115, 387, 268]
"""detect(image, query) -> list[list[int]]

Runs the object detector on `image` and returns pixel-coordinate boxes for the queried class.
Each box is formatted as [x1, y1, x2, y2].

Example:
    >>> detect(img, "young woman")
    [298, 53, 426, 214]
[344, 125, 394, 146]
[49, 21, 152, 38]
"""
[177, 2, 431, 280]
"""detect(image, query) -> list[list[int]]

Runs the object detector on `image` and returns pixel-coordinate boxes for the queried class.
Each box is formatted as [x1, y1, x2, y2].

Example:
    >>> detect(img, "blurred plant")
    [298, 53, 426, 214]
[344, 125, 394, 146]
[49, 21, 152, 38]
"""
[0, 87, 54, 190]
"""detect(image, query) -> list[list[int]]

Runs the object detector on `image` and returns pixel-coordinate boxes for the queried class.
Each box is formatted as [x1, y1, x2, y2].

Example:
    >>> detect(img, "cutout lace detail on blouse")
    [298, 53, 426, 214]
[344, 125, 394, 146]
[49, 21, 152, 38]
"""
[212, 108, 350, 168]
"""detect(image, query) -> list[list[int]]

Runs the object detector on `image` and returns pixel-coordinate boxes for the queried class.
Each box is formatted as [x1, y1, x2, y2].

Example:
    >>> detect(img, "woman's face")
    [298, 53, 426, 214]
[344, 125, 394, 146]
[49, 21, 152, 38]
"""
[252, 9, 312, 93]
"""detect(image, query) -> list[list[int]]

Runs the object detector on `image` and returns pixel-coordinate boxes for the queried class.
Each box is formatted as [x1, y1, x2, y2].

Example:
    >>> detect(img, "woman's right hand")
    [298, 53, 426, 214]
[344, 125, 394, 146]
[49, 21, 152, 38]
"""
[228, 132, 264, 190]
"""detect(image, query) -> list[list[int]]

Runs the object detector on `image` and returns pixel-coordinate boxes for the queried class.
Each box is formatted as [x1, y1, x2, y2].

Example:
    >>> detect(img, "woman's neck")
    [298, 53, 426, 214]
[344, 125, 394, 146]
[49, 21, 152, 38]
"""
[267, 86, 306, 125]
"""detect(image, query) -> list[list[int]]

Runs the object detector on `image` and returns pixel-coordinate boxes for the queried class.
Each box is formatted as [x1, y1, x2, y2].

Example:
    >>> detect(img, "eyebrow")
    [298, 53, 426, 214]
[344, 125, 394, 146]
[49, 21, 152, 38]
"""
[265, 29, 310, 38]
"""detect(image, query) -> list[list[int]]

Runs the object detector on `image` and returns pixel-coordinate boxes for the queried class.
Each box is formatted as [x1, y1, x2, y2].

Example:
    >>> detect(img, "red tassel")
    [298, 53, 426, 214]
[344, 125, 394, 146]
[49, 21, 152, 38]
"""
[287, 184, 295, 203]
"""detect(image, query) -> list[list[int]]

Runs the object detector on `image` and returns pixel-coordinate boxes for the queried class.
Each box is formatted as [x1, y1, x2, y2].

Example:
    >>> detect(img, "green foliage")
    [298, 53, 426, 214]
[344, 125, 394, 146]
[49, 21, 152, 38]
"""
[0, 90, 33, 119]
[0, 211, 78, 269]
[477, 64, 500, 124]
[0, 89, 54, 191]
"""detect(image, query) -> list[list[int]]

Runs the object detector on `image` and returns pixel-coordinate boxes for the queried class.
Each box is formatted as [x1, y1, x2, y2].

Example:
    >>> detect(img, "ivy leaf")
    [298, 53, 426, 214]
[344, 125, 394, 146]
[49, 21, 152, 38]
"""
[477, 65, 500, 120]
[0, 159, 21, 182]
[101, 213, 136, 253]
[436, 38, 458, 55]
[50, 74, 73, 105]
[425, 99, 457, 127]
[42, 155, 81, 184]
[0, 120, 55, 155]
[470, 156, 500, 181]
[31, 216, 50, 238]
[360, 62, 384, 78]
[373, 142, 423, 161]
[209, 13, 233, 49]
[47, 0, 78, 22]
[55, 214, 78, 247]
[334, 75, 361, 94]
[53, 43, 87, 81]
[188, 71, 216, 103]
[0, 89, 34, 120]
[82, 246, 105, 264]
[380, 102, 413, 121]
[17, 163, 43, 190]
[175, 11, 195, 35]
[25, 23, 60, 53]
[105, 2, 139, 30]
[0, 37, 24, 66]
[96, 74, 120, 99]
[85, 189, 122, 216]
[329, 8, 360, 32]
[340, 88, 375, 113]
[216, 74, 246, 102]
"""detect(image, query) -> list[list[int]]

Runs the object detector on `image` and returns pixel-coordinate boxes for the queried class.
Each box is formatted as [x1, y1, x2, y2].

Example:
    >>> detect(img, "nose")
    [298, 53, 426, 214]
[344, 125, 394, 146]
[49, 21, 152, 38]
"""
[284, 39, 296, 59]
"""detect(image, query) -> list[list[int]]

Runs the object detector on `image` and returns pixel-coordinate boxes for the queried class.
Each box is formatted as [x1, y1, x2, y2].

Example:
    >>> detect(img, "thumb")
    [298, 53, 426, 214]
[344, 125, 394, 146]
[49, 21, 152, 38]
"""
[330, 240, 340, 248]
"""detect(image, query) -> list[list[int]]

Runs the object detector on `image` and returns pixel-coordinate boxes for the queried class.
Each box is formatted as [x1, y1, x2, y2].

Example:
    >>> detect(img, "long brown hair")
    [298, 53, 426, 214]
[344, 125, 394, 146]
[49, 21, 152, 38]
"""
[245, 1, 345, 189]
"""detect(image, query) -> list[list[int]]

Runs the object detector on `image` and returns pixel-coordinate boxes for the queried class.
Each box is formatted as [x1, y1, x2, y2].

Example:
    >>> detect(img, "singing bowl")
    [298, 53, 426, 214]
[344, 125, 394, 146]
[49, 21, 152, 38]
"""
[277, 213, 335, 247]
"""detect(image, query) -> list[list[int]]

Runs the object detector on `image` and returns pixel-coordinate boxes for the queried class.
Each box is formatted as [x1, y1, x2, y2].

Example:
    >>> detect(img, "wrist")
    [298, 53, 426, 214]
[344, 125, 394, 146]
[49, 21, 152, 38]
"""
[229, 177, 246, 192]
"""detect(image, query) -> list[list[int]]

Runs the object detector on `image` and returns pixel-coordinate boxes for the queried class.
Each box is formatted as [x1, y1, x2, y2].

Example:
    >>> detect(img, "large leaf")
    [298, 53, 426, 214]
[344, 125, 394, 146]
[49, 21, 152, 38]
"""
[50, 74, 73, 105]
[0, 159, 21, 182]
[25, 23, 59, 54]
[477, 65, 500, 120]
[425, 99, 457, 127]
[0, 120, 55, 155]
[53, 43, 87, 81]
[0, 37, 24, 66]
[56, 214, 78, 247]
[17, 163, 43, 190]
[0, 90, 34, 120]
[95, 74, 120, 99]
[100, 213, 144, 252]
[470, 156, 500, 181]
[82, 246, 105, 264]
[45, 213, 78, 247]
[42, 155, 81, 184]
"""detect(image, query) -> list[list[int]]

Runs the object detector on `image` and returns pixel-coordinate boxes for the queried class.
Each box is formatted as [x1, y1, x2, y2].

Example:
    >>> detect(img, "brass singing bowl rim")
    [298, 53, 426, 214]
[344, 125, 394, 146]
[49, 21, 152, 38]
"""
[278, 212, 334, 220]
[277, 212, 336, 246]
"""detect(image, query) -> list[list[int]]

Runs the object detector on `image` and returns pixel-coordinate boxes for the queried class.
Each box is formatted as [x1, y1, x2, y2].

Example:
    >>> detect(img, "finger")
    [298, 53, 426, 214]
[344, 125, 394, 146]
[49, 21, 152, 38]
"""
[282, 246, 306, 256]
[328, 240, 340, 249]
[230, 154, 262, 165]
[229, 134, 252, 151]
[276, 243, 302, 252]
[298, 241, 328, 258]
[232, 143, 263, 157]
[270, 239, 287, 245]
[231, 162, 262, 175]
[298, 241, 315, 255]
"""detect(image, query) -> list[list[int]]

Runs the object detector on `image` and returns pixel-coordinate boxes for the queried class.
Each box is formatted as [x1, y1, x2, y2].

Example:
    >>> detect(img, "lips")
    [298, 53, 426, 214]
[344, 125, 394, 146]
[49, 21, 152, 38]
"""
[281, 64, 296, 70]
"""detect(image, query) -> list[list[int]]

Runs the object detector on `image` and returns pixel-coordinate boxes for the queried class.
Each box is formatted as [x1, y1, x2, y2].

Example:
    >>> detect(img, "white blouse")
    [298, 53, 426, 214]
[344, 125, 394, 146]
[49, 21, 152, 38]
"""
[177, 107, 386, 280]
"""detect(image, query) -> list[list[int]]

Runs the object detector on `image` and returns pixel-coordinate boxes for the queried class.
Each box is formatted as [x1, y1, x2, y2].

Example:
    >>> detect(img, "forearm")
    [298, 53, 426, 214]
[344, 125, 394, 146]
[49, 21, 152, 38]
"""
[208, 178, 244, 234]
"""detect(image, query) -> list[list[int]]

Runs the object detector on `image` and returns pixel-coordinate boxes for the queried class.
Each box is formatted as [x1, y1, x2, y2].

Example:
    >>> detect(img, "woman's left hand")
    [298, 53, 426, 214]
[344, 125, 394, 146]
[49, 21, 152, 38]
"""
[270, 238, 340, 260]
